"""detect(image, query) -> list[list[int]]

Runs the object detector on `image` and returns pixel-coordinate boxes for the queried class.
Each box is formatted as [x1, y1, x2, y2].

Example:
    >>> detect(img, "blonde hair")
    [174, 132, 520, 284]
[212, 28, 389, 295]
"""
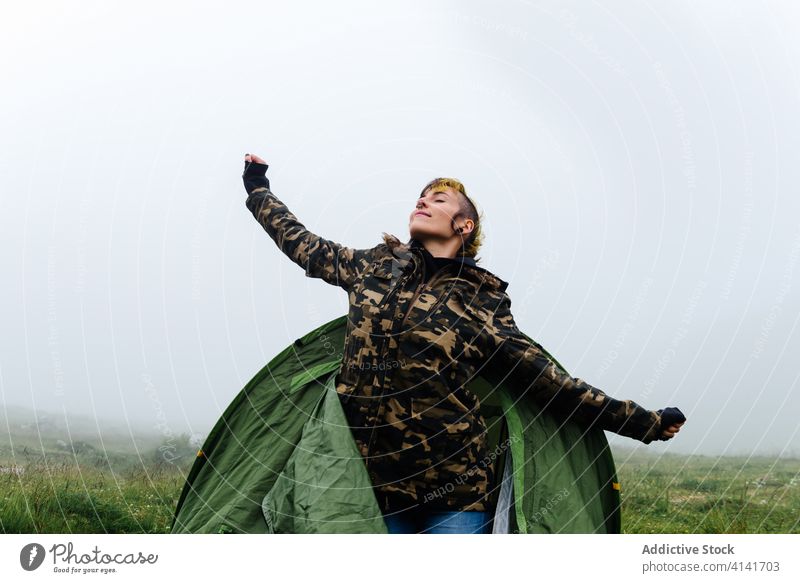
[419, 177, 485, 262]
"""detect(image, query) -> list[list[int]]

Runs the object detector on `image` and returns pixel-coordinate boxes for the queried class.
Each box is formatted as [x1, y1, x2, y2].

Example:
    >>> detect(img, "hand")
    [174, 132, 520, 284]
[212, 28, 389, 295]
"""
[661, 420, 685, 440]
[244, 153, 267, 164]
[242, 153, 270, 194]
[657, 406, 687, 441]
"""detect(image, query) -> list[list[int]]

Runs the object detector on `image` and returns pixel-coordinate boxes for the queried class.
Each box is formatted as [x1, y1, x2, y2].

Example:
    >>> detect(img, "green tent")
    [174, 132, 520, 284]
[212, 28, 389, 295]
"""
[171, 315, 622, 534]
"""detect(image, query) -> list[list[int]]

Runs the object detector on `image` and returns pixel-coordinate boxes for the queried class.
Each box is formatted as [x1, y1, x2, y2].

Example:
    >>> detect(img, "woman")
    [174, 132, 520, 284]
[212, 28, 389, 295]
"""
[242, 153, 687, 534]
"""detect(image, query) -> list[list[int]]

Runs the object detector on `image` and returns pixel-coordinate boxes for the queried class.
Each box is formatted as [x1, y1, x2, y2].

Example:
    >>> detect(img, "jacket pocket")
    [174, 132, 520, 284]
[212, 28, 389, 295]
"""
[371, 257, 398, 279]
[354, 259, 403, 310]
[339, 333, 368, 386]
[449, 288, 488, 320]
[432, 288, 486, 348]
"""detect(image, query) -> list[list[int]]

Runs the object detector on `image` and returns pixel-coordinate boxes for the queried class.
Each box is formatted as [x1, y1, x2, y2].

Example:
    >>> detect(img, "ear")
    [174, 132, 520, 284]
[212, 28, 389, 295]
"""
[458, 219, 475, 235]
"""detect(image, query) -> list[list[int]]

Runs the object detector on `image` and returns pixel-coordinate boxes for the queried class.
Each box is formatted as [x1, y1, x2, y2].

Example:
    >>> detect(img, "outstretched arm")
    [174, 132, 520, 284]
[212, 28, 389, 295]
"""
[242, 154, 383, 292]
[484, 293, 668, 444]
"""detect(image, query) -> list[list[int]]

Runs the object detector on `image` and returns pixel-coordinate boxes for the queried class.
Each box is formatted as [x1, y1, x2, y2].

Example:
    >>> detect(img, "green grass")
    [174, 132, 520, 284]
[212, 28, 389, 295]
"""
[615, 451, 800, 534]
[2, 437, 798, 533]
[1, 461, 189, 533]
[0, 429, 195, 534]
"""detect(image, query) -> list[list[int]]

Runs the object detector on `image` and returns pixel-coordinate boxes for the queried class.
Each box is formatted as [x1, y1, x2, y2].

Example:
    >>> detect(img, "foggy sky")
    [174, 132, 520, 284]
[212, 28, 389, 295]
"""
[2, 0, 799, 457]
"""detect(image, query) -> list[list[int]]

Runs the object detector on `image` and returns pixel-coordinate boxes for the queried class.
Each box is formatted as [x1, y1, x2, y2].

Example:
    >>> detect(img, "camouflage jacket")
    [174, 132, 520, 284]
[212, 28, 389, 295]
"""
[243, 163, 666, 513]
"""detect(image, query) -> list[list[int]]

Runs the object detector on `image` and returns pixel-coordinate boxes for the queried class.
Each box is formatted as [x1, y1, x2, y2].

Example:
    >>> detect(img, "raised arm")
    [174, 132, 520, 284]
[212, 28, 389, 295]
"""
[484, 293, 668, 444]
[242, 155, 383, 292]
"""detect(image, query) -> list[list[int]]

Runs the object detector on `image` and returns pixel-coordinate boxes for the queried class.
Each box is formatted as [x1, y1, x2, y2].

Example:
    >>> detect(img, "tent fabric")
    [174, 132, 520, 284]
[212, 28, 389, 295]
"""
[263, 377, 389, 533]
[491, 446, 514, 534]
[171, 315, 622, 534]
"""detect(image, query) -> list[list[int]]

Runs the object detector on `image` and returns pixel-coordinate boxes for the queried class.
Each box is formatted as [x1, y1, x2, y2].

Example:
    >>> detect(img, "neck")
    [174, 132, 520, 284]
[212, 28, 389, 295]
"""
[414, 237, 461, 259]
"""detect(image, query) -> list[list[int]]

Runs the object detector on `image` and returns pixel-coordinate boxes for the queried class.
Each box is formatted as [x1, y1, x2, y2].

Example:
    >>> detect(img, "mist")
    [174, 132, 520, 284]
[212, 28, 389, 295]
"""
[2, 0, 799, 458]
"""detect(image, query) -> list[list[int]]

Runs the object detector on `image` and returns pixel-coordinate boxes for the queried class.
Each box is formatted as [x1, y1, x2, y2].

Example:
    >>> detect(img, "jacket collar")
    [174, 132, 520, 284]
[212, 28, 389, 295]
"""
[409, 238, 477, 267]
[392, 237, 509, 293]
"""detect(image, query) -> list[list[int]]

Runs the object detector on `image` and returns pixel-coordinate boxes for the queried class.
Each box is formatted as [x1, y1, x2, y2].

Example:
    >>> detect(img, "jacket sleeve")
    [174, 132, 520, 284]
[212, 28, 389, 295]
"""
[484, 293, 664, 444]
[243, 163, 383, 292]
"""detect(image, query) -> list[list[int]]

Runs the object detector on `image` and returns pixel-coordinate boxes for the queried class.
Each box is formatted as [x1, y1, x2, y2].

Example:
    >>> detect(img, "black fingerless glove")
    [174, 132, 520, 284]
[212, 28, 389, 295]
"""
[242, 160, 270, 195]
[657, 407, 686, 437]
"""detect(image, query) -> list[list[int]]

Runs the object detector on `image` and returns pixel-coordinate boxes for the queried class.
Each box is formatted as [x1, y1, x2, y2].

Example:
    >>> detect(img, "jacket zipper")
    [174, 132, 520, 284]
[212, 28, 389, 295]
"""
[364, 257, 452, 470]
[400, 281, 426, 329]
[364, 263, 416, 471]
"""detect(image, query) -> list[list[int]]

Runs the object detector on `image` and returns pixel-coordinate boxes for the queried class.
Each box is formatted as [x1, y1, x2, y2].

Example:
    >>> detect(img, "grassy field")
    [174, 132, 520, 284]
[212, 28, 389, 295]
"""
[0, 428, 195, 534]
[615, 450, 800, 534]
[2, 428, 798, 533]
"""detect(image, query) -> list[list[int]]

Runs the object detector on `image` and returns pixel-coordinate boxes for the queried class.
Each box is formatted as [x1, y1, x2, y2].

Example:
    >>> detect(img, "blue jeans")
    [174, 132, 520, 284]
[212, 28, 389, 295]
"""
[383, 508, 491, 534]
